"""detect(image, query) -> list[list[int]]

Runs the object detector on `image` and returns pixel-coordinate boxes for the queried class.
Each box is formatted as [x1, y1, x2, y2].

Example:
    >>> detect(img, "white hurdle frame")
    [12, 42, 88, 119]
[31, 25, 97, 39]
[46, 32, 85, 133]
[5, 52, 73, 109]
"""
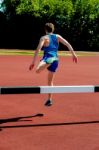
[40, 85, 95, 93]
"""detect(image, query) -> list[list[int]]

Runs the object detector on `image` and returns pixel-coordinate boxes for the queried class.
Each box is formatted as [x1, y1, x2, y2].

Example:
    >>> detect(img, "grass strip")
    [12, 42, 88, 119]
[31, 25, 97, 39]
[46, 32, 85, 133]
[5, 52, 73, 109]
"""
[0, 49, 98, 56]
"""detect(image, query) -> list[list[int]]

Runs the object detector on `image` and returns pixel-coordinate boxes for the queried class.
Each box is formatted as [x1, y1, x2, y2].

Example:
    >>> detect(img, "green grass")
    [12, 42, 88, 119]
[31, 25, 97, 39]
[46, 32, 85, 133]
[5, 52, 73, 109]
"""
[0, 49, 33, 56]
[0, 49, 98, 56]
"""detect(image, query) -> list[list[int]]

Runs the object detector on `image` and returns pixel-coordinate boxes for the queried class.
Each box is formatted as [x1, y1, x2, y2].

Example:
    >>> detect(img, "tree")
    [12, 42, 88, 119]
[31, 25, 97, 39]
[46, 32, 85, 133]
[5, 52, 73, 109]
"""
[1, 0, 99, 50]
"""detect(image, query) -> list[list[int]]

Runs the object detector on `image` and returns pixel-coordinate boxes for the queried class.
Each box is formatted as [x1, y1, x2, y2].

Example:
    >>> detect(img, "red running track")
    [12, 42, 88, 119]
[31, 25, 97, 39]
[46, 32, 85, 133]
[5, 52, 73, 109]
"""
[0, 55, 99, 150]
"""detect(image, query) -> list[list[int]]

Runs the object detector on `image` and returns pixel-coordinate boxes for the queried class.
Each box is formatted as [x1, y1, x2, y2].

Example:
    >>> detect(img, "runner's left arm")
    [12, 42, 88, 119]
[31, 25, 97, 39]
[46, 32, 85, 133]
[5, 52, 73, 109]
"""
[29, 37, 45, 70]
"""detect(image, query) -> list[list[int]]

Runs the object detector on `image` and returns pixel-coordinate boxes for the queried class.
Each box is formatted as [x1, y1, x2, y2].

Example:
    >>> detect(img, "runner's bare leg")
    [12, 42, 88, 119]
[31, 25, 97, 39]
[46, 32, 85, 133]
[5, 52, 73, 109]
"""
[48, 71, 55, 100]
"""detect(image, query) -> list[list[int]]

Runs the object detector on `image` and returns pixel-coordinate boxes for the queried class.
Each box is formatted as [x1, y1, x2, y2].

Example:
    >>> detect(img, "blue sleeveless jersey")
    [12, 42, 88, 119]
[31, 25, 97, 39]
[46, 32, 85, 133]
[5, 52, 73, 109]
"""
[41, 34, 59, 72]
[42, 34, 59, 58]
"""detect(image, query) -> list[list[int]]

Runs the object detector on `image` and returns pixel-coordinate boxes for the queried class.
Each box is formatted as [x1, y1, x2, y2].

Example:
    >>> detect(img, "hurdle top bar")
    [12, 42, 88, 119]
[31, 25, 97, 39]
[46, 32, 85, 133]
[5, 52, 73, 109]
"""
[0, 85, 99, 94]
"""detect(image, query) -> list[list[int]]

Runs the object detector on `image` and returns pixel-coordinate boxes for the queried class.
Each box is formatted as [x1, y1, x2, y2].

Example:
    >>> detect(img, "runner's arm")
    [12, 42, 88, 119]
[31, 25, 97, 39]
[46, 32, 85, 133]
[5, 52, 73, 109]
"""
[33, 37, 45, 64]
[57, 35, 78, 63]
[29, 37, 45, 70]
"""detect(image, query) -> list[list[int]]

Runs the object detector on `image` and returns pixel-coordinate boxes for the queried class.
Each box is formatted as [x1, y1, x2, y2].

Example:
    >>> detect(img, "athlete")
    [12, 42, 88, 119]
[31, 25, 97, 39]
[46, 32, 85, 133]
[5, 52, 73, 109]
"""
[29, 23, 78, 106]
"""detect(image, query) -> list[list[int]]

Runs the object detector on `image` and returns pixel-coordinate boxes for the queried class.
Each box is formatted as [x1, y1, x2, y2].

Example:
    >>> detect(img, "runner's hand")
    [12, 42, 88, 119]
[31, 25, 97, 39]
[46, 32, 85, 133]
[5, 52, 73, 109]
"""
[29, 64, 34, 70]
[73, 55, 78, 63]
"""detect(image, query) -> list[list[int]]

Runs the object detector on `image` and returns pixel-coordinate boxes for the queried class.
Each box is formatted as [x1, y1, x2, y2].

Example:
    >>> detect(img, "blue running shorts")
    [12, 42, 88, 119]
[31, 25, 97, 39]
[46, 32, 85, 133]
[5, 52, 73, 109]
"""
[42, 56, 59, 72]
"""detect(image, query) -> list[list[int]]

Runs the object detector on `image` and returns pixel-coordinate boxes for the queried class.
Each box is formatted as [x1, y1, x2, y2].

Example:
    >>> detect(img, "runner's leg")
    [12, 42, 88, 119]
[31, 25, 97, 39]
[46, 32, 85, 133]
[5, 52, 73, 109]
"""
[48, 71, 55, 100]
[44, 71, 55, 106]
[36, 61, 50, 73]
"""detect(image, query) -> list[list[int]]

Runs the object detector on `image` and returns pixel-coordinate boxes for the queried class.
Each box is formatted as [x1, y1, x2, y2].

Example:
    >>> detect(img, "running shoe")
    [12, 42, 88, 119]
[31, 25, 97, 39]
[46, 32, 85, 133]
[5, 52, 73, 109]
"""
[44, 99, 52, 106]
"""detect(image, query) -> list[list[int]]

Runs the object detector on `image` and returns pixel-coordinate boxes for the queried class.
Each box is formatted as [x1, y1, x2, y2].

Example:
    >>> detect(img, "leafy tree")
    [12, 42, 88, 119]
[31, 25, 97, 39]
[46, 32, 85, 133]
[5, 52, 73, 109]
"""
[1, 0, 99, 50]
[72, 0, 99, 50]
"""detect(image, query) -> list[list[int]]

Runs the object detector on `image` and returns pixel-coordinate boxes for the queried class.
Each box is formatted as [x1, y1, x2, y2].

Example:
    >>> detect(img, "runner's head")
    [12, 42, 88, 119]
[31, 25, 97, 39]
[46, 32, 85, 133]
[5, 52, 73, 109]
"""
[45, 23, 55, 33]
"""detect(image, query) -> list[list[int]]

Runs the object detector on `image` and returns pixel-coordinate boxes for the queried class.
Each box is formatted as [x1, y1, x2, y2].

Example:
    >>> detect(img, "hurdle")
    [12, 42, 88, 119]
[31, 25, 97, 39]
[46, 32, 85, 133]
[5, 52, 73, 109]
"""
[0, 85, 99, 94]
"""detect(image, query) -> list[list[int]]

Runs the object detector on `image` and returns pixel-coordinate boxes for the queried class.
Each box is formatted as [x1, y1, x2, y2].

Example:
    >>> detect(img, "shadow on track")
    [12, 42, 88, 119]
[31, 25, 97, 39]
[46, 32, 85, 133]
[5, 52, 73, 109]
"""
[0, 119, 99, 131]
[0, 113, 44, 124]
